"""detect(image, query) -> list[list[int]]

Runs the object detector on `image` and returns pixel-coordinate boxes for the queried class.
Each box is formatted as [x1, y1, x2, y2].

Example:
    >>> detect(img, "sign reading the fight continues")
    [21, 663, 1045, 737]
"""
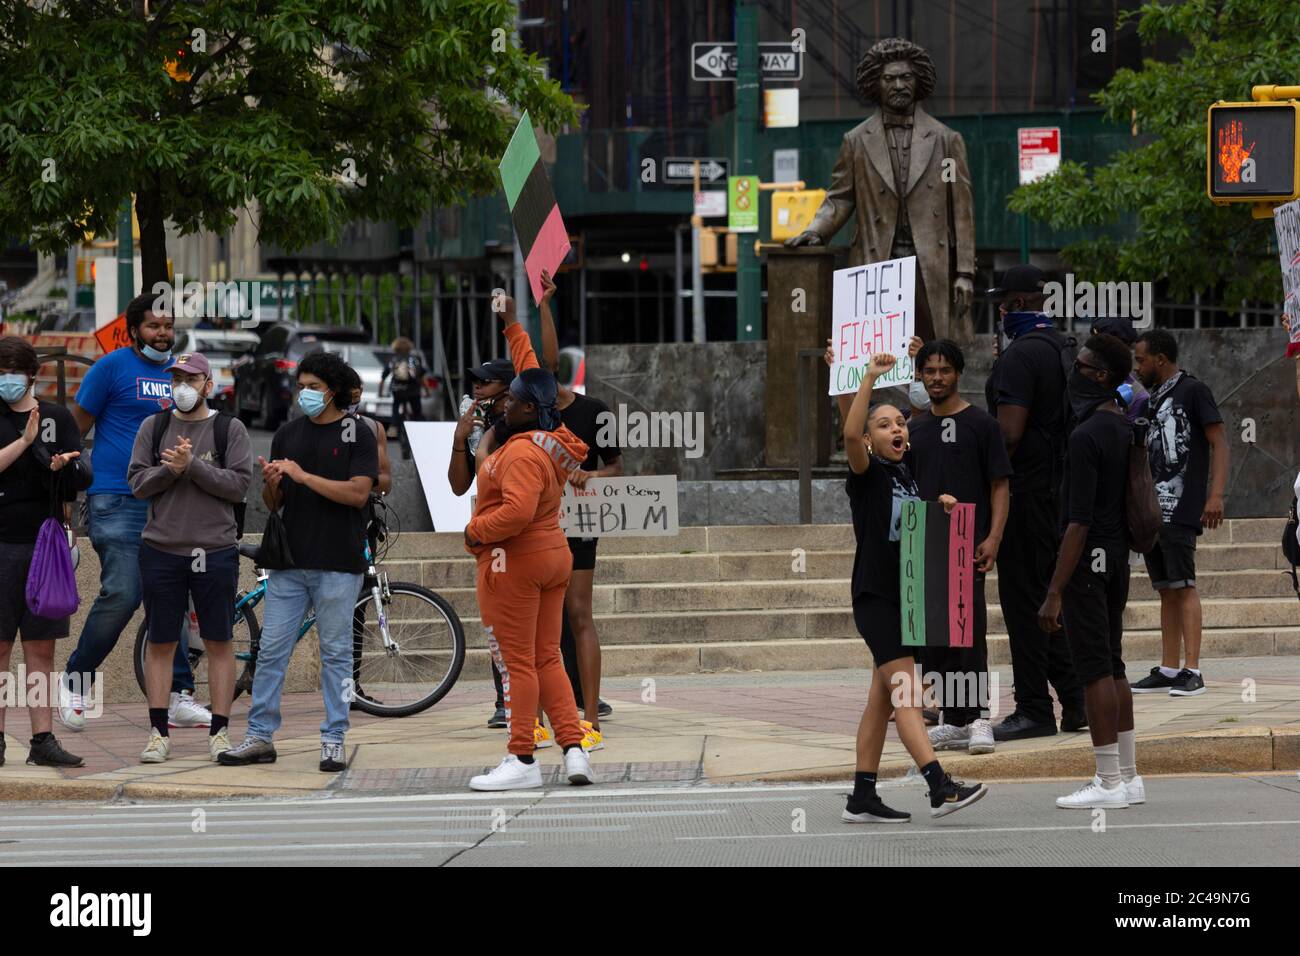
[1207, 102, 1300, 202]
[899, 500, 976, 648]
[560, 476, 679, 537]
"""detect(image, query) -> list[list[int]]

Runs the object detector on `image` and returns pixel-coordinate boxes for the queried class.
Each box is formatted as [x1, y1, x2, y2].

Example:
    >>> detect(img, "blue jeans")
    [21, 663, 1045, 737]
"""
[246, 569, 362, 744]
[64, 494, 194, 693]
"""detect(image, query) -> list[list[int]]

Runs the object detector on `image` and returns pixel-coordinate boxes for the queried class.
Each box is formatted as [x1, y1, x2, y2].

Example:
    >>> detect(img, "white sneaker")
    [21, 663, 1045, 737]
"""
[967, 719, 995, 755]
[140, 729, 171, 764]
[564, 746, 594, 786]
[928, 723, 970, 751]
[1094, 774, 1145, 805]
[1056, 779, 1129, 809]
[169, 691, 212, 728]
[58, 682, 87, 731]
[209, 727, 232, 762]
[469, 755, 543, 792]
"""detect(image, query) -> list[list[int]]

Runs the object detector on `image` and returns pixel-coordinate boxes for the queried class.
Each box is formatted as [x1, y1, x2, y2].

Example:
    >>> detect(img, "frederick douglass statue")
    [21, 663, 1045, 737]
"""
[785, 38, 976, 342]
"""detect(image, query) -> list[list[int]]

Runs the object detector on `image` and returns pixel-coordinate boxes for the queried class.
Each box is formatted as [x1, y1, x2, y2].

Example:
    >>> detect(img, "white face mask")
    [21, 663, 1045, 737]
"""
[908, 380, 932, 410]
[172, 383, 202, 413]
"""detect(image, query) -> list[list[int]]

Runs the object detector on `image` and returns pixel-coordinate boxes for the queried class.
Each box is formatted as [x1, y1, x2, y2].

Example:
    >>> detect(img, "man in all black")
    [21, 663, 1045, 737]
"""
[905, 340, 1012, 756]
[836, 349, 987, 824]
[1038, 335, 1144, 809]
[984, 265, 1086, 740]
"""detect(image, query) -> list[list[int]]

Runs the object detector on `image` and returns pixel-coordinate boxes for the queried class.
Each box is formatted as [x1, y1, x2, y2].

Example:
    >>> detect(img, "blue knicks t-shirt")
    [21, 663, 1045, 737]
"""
[76, 347, 174, 495]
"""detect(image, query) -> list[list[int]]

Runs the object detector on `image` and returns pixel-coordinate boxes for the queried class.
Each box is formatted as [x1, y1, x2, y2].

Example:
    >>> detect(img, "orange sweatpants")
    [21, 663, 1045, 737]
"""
[476, 544, 584, 756]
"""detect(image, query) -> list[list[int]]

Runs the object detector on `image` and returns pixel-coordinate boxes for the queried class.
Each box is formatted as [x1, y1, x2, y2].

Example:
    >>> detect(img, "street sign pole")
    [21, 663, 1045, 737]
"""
[692, 161, 706, 342]
[735, 1, 761, 341]
[117, 198, 134, 311]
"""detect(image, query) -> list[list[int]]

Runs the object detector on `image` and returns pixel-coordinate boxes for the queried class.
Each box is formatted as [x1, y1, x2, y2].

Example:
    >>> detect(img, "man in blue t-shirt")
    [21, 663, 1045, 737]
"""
[59, 293, 210, 732]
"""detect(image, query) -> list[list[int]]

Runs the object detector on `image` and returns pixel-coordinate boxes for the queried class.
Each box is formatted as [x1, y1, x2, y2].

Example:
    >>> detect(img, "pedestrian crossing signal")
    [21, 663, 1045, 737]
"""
[1207, 101, 1300, 207]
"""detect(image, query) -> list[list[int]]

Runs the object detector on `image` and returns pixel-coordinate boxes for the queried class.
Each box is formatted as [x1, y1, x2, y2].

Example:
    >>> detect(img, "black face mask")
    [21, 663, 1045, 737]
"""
[1066, 369, 1117, 422]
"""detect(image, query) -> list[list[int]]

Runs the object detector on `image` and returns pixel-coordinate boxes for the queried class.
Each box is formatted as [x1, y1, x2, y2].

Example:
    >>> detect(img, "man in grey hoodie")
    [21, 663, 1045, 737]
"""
[127, 352, 253, 764]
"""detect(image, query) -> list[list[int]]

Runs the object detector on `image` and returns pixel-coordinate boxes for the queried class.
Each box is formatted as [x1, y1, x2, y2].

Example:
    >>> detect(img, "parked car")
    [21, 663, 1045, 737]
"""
[232, 323, 371, 429]
[558, 346, 585, 394]
[173, 328, 259, 412]
[372, 346, 446, 420]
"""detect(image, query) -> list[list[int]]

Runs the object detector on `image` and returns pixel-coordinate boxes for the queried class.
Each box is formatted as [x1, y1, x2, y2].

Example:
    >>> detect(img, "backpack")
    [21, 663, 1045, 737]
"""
[149, 409, 247, 538]
[1125, 418, 1162, 554]
[1283, 489, 1300, 601]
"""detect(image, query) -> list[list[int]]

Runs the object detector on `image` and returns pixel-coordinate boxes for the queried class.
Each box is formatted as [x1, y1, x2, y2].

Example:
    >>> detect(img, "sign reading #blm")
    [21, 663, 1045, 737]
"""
[560, 476, 679, 537]
[828, 255, 916, 395]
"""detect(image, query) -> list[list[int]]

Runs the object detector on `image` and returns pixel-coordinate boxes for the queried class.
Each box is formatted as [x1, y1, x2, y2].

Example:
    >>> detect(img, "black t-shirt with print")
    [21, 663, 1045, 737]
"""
[1145, 372, 1222, 533]
[1059, 409, 1132, 556]
[846, 456, 920, 602]
[905, 406, 1014, 545]
[984, 329, 1069, 496]
[270, 414, 379, 573]
[560, 393, 622, 473]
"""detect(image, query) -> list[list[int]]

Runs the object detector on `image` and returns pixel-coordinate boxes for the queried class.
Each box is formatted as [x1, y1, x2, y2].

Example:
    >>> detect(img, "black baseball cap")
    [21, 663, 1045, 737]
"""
[986, 264, 1047, 298]
[466, 357, 515, 385]
[1090, 316, 1138, 345]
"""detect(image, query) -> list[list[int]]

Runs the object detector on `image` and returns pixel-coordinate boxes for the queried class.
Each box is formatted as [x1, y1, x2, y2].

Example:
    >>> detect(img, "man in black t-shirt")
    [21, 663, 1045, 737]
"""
[984, 265, 1086, 740]
[1038, 335, 1142, 810]
[220, 351, 378, 774]
[905, 339, 1012, 755]
[1130, 330, 1227, 698]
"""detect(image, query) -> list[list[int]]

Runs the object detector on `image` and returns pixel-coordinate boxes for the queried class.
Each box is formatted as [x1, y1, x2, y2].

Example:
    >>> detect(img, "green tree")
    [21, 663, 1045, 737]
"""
[0, 0, 577, 294]
[1010, 0, 1300, 307]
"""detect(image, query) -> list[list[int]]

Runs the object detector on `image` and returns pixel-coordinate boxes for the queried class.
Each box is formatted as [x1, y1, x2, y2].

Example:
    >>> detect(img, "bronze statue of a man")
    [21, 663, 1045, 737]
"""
[786, 38, 976, 343]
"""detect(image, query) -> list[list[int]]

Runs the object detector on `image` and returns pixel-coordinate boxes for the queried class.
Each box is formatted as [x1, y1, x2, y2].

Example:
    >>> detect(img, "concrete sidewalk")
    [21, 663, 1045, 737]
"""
[1, 656, 1298, 801]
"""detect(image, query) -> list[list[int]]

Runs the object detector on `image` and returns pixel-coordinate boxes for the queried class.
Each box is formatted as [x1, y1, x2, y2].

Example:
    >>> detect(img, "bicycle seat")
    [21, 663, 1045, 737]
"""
[237, 541, 261, 561]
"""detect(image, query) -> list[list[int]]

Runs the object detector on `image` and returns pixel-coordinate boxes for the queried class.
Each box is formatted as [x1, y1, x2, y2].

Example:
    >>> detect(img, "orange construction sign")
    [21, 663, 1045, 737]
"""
[94, 314, 132, 354]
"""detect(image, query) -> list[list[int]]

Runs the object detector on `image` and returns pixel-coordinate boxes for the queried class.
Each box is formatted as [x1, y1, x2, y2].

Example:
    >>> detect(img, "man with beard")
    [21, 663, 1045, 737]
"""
[1130, 329, 1227, 698]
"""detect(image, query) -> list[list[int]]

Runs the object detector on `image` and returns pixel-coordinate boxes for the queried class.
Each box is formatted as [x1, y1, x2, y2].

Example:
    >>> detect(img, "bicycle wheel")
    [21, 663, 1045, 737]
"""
[132, 599, 260, 701]
[349, 581, 465, 717]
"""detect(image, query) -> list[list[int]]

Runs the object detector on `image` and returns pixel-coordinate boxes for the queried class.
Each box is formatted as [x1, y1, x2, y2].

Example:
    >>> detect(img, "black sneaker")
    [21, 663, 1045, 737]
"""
[598, 699, 613, 719]
[319, 741, 347, 773]
[1060, 707, 1089, 732]
[1131, 667, 1177, 694]
[0, 734, 5, 767]
[842, 793, 911, 824]
[992, 711, 1057, 741]
[487, 706, 509, 729]
[26, 734, 84, 768]
[929, 775, 988, 818]
[1169, 669, 1206, 697]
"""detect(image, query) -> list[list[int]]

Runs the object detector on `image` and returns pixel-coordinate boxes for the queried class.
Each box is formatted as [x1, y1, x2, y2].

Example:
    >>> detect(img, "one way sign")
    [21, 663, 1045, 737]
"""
[664, 157, 730, 184]
[691, 42, 804, 82]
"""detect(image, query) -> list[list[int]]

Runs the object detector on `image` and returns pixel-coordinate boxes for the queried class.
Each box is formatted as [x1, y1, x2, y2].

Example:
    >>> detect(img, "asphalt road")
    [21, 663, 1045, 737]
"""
[1, 774, 1297, 867]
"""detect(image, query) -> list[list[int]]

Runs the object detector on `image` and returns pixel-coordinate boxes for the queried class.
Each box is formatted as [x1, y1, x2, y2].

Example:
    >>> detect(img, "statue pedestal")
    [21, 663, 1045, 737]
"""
[764, 247, 842, 468]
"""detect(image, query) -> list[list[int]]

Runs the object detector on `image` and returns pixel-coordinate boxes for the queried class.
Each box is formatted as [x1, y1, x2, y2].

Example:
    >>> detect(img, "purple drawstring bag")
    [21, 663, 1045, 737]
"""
[27, 474, 79, 619]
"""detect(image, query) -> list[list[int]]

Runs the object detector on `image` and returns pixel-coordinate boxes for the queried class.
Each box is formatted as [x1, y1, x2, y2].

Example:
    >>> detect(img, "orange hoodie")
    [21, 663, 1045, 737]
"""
[464, 419, 589, 560]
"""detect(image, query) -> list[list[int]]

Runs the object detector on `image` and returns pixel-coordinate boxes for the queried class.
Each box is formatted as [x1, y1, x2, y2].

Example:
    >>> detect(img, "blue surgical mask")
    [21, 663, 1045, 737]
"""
[298, 388, 329, 419]
[140, 343, 172, 363]
[0, 374, 29, 404]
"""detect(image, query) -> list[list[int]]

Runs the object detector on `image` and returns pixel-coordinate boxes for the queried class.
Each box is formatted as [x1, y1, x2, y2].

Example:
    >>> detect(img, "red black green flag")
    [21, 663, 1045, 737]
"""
[899, 500, 977, 647]
[499, 111, 571, 305]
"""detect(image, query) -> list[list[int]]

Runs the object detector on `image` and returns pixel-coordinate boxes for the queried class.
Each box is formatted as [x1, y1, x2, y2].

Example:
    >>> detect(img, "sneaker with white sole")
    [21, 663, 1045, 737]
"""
[533, 719, 553, 749]
[1056, 779, 1129, 809]
[208, 727, 232, 762]
[928, 723, 971, 751]
[58, 683, 87, 732]
[140, 729, 171, 764]
[579, 720, 604, 752]
[470, 755, 543, 791]
[169, 691, 212, 728]
[1093, 773, 1145, 805]
[564, 747, 594, 785]
[967, 719, 995, 754]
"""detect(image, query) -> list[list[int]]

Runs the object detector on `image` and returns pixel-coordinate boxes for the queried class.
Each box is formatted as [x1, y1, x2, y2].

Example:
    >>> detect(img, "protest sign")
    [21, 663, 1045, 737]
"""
[499, 111, 572, 306]
[899, 500, 976, 648]
[828, 256, 915, 394]
[560, 475, 678, 537]
[1273, 197, 1300, 357]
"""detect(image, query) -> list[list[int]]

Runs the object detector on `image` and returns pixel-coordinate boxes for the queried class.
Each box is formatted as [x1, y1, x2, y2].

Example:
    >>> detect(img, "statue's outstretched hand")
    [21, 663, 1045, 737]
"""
[954, 276, 974, 315]
[784, 231, 823, 248]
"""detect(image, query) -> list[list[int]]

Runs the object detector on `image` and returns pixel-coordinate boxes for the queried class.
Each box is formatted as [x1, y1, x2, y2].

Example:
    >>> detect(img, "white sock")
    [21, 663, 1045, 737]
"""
[1117, 730, 1137, 783]
[1159, 666, 1180, 679]
[1094, 743, 1121, 788]
[1188, 668, 1201, 676]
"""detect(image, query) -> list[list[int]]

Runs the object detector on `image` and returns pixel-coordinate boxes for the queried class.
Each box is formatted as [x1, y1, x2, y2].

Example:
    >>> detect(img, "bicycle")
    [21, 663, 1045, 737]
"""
[132, 497, 466, 717]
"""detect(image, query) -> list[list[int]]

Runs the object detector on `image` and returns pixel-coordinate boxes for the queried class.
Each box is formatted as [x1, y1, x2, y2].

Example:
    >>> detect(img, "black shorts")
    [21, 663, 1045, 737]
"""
[1145, 523, 1197, 590]
[139, 542, 239, 644]
[0, 541, 70, 641]
[567, 536, 598, 572]
[1061, 556, 1130, 685]
[852, 592, 919, 669]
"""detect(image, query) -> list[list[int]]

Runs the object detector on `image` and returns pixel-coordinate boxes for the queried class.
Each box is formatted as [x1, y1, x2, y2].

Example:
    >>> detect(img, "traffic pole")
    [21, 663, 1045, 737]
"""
[692, 161, 706, 342]
[734, 0, 761, 341]
[117, 199, 134, 310]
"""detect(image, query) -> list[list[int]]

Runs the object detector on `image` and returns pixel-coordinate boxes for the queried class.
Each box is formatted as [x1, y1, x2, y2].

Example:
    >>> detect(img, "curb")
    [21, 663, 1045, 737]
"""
[0, 777, 311, 803]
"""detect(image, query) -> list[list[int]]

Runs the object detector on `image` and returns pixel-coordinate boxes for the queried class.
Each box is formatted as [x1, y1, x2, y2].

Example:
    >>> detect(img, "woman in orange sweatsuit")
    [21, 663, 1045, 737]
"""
[464, 356, 594, 792]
